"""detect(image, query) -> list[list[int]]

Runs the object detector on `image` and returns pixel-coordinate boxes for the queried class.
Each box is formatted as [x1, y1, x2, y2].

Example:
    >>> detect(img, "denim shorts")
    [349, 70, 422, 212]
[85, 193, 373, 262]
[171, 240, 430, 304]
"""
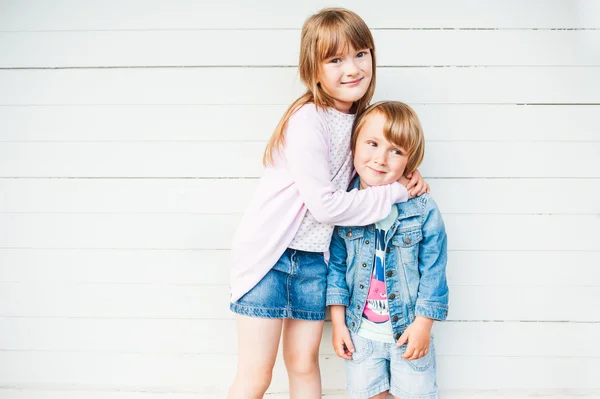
[346, 331, 439, 399]
[229, 248, 326, 321]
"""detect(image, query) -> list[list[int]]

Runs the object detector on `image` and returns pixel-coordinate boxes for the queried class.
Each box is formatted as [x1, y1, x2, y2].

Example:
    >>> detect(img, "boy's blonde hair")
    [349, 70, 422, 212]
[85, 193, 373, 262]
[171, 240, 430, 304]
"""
[352, 101, 425, 174]
[263, 8, 376, 166]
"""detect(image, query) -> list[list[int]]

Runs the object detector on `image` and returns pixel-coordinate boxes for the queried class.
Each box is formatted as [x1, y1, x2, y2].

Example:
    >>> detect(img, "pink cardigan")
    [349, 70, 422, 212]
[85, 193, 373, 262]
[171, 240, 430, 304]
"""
[229, 105, 408, 302]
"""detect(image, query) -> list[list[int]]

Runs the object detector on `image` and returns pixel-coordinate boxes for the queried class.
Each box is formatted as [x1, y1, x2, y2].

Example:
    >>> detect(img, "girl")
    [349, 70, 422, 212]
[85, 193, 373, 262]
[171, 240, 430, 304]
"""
[228, 8, 429, 399]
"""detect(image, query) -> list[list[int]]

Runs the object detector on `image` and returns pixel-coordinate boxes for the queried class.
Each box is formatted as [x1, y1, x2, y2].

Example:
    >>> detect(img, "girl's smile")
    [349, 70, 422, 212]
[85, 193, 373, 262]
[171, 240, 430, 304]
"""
[317, 47, 373, 113]
[341, 77, 364, 86]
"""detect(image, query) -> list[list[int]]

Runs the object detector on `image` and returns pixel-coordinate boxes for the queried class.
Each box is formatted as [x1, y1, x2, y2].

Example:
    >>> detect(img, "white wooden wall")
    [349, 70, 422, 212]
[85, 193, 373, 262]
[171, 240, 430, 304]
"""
[1, 0, 599, 397]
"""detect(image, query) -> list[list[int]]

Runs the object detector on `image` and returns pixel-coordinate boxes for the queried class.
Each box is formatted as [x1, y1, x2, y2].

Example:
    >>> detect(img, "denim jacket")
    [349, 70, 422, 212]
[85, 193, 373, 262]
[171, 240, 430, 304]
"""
[326, 178, 449, 338]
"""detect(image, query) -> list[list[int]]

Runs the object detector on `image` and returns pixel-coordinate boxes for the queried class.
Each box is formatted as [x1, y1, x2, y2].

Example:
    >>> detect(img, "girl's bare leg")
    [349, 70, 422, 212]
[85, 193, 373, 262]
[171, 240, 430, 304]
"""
[282, 318, 325, 399]
[227, 315, 283, 399]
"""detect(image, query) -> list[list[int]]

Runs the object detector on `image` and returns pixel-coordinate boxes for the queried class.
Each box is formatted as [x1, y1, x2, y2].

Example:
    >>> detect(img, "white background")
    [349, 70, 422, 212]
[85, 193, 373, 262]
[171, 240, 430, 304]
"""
[1, 0, 599, 397]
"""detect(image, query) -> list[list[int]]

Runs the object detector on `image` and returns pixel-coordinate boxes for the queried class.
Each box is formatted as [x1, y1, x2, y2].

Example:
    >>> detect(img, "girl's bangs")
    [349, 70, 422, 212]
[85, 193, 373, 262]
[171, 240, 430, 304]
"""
[317, 22, 373, 61]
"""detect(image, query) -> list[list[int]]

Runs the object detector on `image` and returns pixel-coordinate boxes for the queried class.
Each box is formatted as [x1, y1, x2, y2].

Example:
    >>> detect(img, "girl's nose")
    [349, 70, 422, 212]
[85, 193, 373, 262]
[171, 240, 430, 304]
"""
[345, 59, 360, 76]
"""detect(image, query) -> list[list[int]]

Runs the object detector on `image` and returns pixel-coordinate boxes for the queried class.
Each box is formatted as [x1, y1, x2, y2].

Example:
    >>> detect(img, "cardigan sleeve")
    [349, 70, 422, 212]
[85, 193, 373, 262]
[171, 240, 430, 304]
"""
[282, 105, 408, 227]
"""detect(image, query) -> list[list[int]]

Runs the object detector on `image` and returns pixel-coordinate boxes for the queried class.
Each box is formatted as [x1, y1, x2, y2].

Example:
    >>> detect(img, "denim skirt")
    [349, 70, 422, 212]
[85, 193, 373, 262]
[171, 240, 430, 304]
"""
[230, 248, 327, 321]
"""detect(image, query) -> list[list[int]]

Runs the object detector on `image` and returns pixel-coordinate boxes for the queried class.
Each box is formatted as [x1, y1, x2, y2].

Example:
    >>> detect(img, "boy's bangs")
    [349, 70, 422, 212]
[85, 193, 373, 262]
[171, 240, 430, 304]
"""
[384, 115, 418, 154]
[385, 128, 412, 153]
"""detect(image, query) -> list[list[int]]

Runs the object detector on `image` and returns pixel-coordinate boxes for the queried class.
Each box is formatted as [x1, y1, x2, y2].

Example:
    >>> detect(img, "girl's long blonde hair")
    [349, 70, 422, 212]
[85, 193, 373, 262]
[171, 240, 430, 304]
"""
[263, 8, 376, 166]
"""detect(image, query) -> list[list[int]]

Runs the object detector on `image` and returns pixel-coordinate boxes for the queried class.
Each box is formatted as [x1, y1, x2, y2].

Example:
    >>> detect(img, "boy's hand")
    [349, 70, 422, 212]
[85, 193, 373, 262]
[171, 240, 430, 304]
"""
[398, 169, 429, 198]
[396, 316, 434, 360]
[332, 323, 355, 360]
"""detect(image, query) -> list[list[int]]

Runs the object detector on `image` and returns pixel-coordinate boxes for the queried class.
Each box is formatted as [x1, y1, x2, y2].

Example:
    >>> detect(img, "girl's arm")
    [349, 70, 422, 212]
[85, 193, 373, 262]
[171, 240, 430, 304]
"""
[283, 106, 408, 226]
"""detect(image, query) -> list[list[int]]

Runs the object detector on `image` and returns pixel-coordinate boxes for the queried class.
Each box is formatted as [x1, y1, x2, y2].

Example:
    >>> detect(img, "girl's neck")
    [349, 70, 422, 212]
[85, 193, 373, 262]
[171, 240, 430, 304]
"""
[329, 103, 356, 115]
[332, 99, 353, 114]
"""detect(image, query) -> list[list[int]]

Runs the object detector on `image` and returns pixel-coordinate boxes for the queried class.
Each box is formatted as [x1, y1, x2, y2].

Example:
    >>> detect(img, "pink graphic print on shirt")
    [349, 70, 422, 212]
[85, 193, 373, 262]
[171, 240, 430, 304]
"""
[362, 228, 389, 323]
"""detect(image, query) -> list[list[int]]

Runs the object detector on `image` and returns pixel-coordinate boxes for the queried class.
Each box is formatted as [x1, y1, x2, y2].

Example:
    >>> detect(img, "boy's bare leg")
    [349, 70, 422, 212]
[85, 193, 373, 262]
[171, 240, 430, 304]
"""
[372, 392, 389, 399]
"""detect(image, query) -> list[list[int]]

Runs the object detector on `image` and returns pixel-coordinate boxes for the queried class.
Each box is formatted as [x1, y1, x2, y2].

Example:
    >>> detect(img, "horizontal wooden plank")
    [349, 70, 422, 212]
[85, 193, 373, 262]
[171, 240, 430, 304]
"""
[1, 249, 598, 287]
[1, 318, 598, 358]
[0, 142, 598, 178]
[1, 0, 597, 30]
[2, 68, 600, 105]
[1, 104, 598, 142]
[1, 389, 599, 399]
[0, 282, 598, 321]
[0, 249, 231, 284]
[0, 352, 598, 391]
[0, 214, 597, 250]
[2, 30, 599, 68]
[1, 178, 598, 215]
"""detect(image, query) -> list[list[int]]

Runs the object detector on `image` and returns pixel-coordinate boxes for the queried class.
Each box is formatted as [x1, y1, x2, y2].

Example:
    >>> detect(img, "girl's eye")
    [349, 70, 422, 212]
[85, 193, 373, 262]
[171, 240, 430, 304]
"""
[367, 141, 377, 147]
[391, 149, 404, 155]
[330, 58, 342, 64]
[357, 51, 367, 58]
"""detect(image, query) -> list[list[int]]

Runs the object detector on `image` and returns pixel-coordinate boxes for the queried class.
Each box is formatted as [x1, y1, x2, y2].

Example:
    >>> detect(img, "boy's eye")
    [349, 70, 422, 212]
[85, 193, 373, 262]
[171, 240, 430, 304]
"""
[330, 58, 342, 64]
[392, 149, 403, 155]
[357, 51, 368, 58]
[367, 141, 377, 147]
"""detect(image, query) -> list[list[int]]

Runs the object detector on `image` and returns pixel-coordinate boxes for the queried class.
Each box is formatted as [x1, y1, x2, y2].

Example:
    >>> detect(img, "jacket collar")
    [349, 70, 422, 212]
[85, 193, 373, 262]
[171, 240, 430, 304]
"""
[350, 176, 421, 221]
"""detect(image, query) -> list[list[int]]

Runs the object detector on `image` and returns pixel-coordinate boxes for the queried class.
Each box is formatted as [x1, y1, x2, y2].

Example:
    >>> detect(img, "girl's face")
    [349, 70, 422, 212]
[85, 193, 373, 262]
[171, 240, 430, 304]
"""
[317, 46, 373, 113]
[354, 112, 409, 189]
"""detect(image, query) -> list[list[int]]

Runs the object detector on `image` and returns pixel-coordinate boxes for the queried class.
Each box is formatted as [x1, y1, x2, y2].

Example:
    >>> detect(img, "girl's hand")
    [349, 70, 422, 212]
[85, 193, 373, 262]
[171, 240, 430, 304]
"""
[332, 323, 355, 360]
[398, 169, 429, 198]
[396, 316, 434, 360]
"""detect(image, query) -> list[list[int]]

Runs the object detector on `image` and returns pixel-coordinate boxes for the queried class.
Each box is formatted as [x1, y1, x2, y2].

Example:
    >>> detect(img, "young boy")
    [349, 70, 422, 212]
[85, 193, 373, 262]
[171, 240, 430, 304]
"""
[326, 101, 449, 399]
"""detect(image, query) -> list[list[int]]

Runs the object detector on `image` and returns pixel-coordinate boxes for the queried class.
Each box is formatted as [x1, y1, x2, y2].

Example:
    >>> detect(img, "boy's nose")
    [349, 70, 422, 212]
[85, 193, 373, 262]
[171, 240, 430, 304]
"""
[373, 152, 387, 165]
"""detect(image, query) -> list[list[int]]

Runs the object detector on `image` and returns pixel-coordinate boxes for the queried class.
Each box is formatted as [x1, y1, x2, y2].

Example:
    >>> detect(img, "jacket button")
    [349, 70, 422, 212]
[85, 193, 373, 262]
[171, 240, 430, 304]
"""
[389, 294, 396, 300]
[392, 316, 399, 322]
[362, 263, 367, 268]
[391, 226, 396, 230]
[404, 234, 411, 244]
[386, 248, 391, 253]
[386, 271, 393, 277]
[347, 231, 352, 238]
[395, 333, 401, 340]
[357, 305, 360, 309]
[360, 284, 364, 289]
[365, 240, 370, 245]
[352, 322, 355, 326]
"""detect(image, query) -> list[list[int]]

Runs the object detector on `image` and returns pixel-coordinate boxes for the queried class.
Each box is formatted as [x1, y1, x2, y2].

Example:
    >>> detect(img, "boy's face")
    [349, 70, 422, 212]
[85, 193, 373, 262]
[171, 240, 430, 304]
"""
[354, 112, 409, 190]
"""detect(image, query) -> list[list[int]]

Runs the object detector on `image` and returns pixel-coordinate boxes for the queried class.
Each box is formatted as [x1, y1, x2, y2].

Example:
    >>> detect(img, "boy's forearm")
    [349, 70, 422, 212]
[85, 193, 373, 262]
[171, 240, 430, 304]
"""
[414, 316, 434, 330]
[330, 305, 347, 326]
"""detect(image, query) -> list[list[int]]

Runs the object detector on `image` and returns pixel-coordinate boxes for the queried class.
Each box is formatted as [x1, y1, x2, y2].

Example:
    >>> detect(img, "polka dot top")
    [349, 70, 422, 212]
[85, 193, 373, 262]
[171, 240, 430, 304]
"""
[288, 107, 356, 252]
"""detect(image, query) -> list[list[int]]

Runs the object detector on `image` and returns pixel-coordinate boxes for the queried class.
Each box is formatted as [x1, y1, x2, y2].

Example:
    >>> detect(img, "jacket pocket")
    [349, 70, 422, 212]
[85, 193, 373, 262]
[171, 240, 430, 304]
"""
[337, 227, 365, 259]
[337, 227, 365, 241]
[391, 229, 422, 248]
[391, 229, 422, 265]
